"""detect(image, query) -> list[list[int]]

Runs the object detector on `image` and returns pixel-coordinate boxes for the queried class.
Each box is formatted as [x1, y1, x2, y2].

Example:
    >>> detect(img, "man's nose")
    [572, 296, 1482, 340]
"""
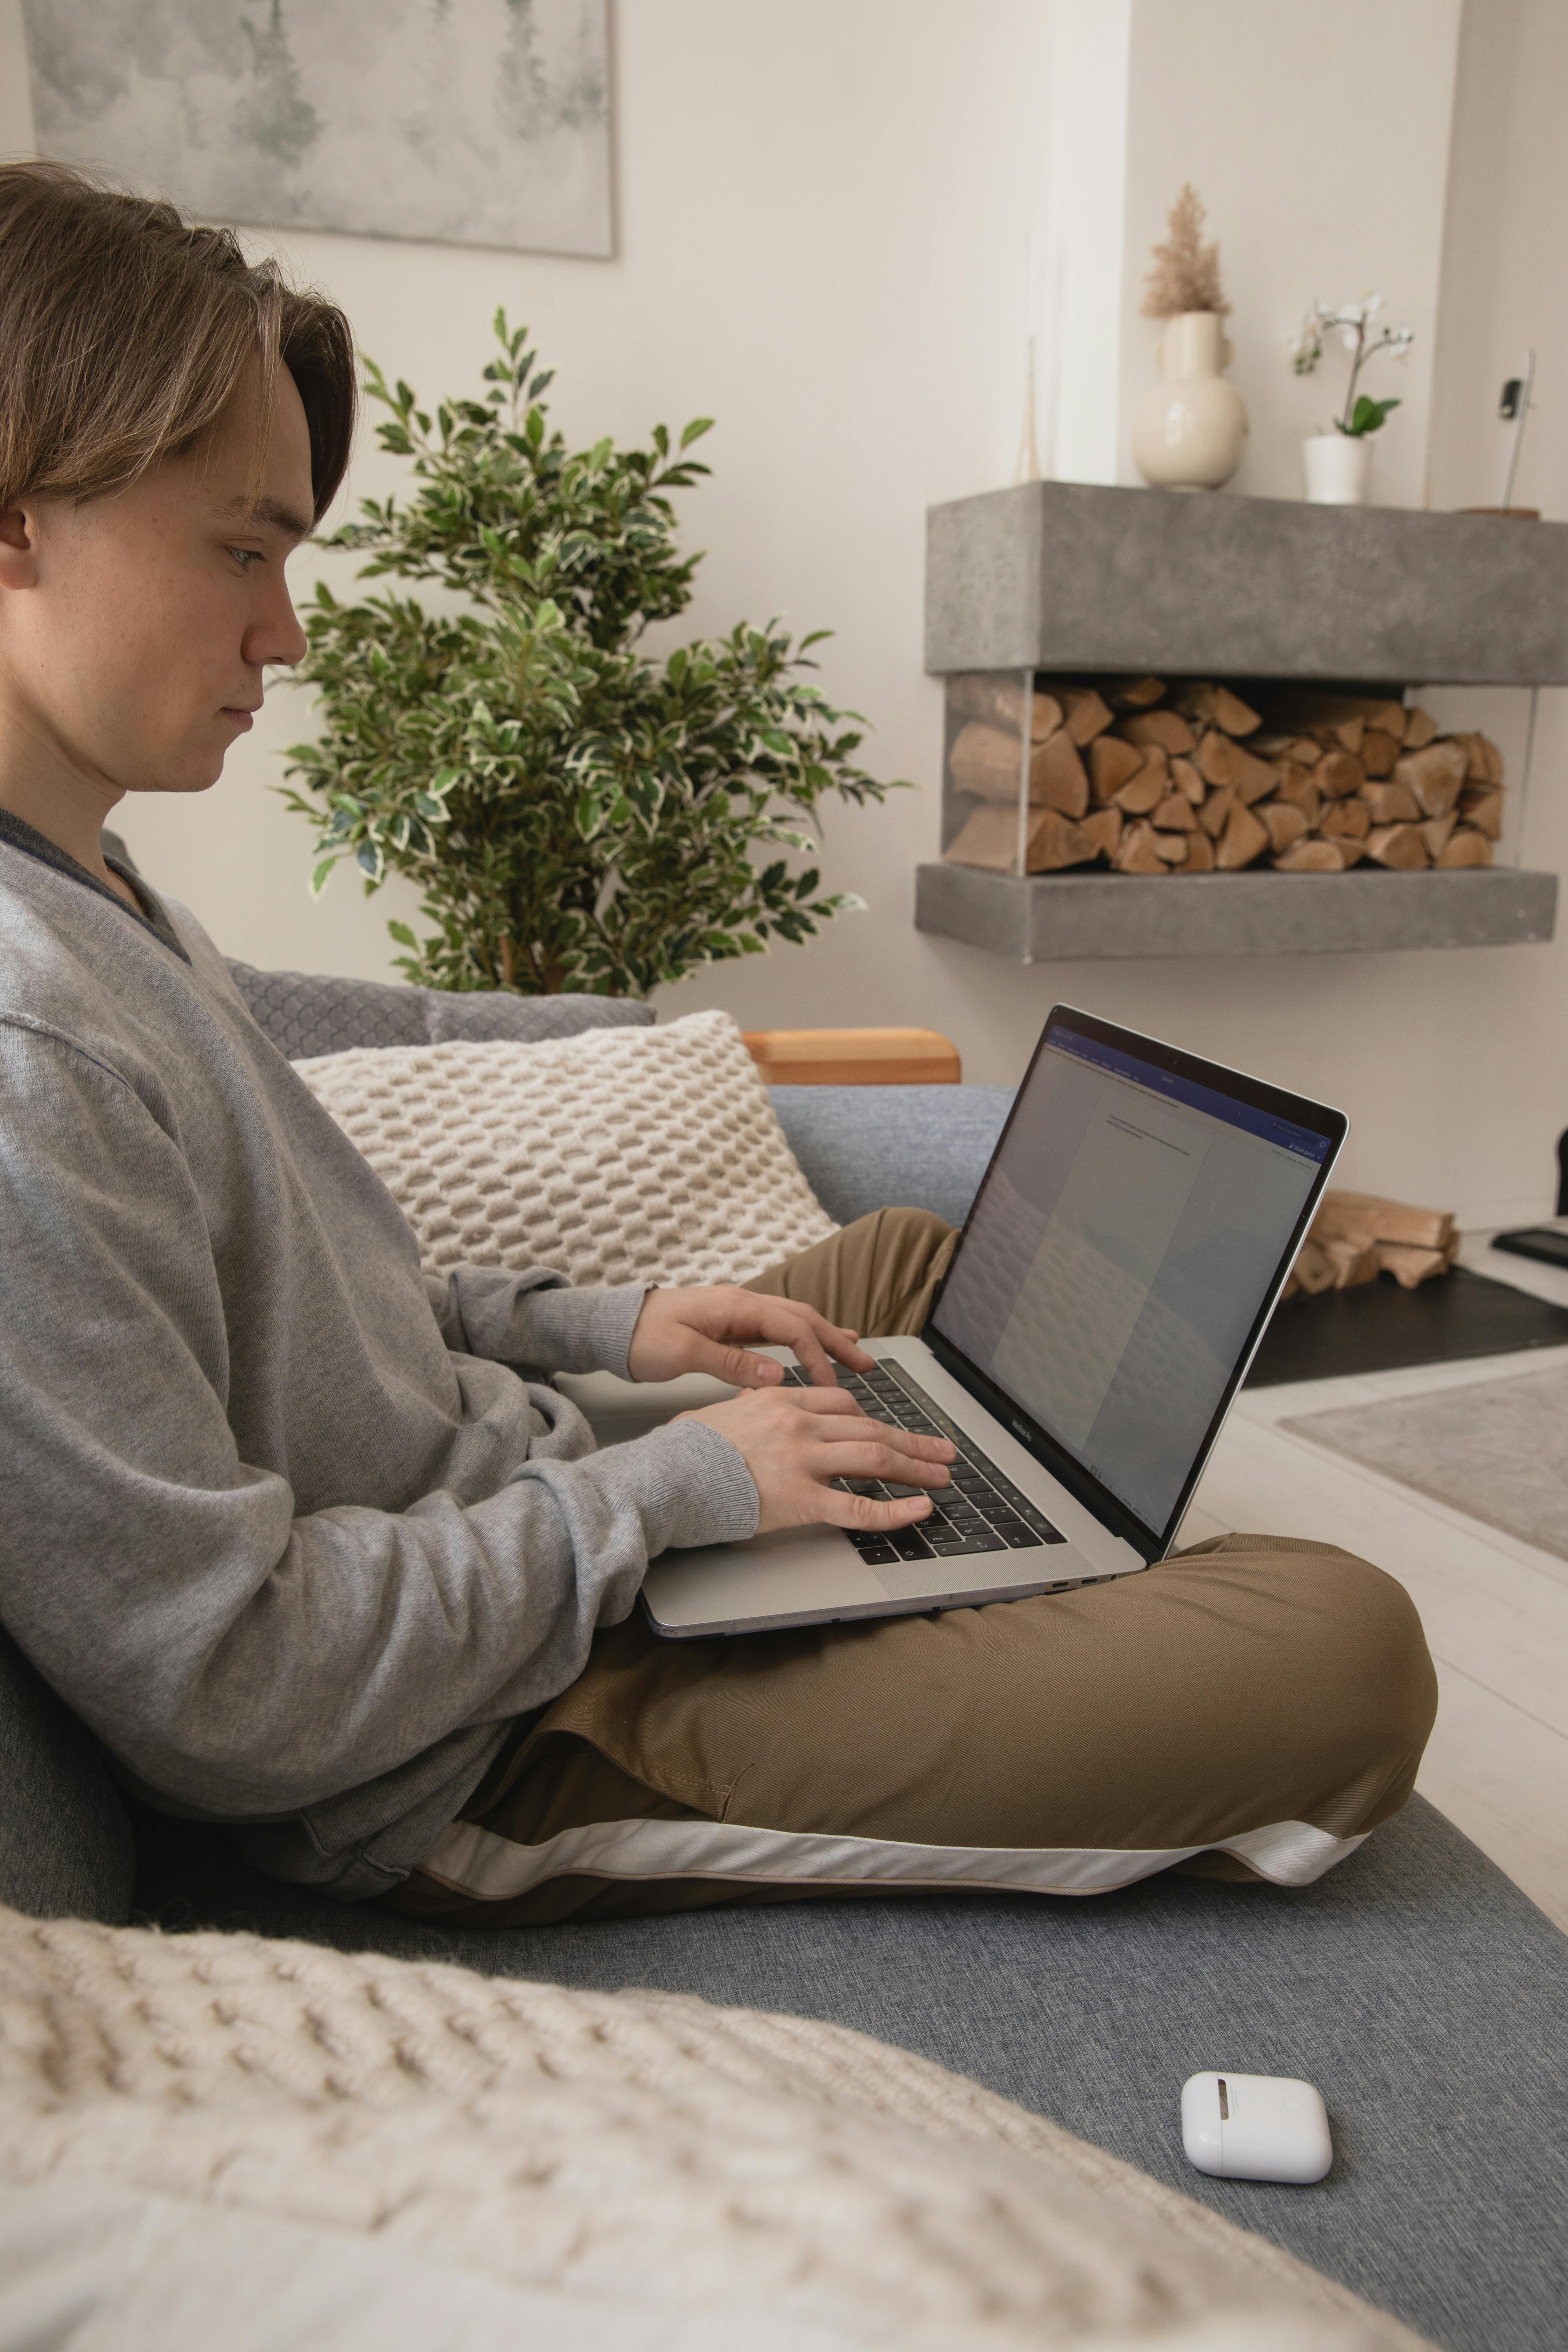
[246, 588, 308, 670]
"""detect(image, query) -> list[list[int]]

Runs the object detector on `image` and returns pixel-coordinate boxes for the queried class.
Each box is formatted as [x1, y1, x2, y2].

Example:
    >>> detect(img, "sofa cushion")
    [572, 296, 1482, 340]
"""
[0, 1626, 135, 1925]
[128, 1794, 1563, 2352]
[771, 1083, 1015, 1230]
[0, 1904, 1418, 2351]
[295, 1010, 839, 1287]
[226, 961, 654, 1063]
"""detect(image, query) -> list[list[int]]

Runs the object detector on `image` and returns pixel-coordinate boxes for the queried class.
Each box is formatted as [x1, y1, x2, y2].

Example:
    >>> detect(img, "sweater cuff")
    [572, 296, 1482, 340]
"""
[569, 1417, 760, 1553]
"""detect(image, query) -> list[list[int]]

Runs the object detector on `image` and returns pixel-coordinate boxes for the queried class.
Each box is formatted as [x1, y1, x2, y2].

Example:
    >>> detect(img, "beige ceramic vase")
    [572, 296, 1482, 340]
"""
[1132, 311, 1248, 492]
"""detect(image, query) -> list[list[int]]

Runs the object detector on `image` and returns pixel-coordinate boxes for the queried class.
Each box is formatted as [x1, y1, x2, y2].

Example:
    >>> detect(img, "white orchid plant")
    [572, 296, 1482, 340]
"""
[1288, 295, 1414, 437]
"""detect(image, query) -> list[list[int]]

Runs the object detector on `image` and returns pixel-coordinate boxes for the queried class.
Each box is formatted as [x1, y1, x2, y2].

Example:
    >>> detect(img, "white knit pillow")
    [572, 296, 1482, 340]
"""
[295, 1008, 839, 1288]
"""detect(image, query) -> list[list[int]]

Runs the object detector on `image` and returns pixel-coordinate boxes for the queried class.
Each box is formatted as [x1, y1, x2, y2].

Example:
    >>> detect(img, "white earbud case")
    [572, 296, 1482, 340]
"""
[1181, 2070, 1333, 2183]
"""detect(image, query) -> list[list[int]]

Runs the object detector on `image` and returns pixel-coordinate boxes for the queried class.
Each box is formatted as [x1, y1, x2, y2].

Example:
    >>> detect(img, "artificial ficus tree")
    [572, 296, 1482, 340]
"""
[281, 313, 901, 995]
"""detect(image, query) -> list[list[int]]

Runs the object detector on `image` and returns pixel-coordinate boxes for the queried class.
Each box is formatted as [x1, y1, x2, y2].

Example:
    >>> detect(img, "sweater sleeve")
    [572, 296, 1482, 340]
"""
[0, 1030, 757, 1820]
[423, 1265, 649, 1379]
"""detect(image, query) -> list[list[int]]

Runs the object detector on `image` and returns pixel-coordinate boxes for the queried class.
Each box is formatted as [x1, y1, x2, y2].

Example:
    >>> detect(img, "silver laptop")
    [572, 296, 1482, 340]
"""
[623, 1005, 1346, 1638]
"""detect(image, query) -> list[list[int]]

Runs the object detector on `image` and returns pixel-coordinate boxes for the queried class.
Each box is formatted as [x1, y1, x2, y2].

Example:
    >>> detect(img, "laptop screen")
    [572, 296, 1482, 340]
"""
[930, 1013, 1338, 1542]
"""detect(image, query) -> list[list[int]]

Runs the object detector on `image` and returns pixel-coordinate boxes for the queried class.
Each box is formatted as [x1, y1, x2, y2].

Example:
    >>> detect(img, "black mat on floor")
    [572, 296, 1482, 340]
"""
[1245, 1264, 1568, 1387]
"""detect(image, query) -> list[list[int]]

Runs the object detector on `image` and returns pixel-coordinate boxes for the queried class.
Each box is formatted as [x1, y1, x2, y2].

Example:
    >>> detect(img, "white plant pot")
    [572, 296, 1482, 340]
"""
[1303, 433, 1372, 505]
[1131, 312, 1248, 493]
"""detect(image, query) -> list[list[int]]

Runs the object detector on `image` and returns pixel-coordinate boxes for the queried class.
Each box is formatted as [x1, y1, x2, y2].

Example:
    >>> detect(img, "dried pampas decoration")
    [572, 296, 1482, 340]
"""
[1142, 183, 1230, 319]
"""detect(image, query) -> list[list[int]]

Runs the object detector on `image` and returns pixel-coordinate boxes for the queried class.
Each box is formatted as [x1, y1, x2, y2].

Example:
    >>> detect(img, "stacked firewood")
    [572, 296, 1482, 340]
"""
[1283, 1191, 1459, 1299]
[942, 675, 1504, 877]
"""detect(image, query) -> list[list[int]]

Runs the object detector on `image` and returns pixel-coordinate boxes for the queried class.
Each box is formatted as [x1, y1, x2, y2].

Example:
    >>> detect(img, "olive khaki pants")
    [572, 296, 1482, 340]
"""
[386, 1210, 1437, 1927]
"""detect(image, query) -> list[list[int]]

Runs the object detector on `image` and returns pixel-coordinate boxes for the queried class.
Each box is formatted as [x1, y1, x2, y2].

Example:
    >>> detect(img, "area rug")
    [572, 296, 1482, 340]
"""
[1281, 1360, 1568, 1560]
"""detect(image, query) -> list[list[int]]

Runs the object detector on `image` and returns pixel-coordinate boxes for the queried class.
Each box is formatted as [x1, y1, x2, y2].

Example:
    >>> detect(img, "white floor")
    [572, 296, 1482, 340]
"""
[1174, 1231, 1568, 1933]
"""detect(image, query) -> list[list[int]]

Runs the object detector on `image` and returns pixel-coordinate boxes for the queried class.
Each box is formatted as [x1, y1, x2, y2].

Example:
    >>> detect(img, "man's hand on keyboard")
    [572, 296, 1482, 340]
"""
[626, 1283, 873, 1390]
[677, 1385, 954, 1537]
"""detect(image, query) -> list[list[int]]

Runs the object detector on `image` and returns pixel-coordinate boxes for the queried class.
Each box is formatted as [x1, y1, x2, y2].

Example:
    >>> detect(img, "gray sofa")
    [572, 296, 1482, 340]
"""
[2, 963, 1564, 2352]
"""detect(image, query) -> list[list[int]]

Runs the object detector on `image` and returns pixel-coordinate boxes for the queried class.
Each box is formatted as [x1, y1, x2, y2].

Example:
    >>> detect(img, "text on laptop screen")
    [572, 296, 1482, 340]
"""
[932, 1026, 1329, 1532]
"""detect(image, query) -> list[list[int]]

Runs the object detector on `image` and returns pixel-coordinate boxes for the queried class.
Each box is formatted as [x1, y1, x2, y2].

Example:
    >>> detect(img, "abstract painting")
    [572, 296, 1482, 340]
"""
[24, 0, 612, 258]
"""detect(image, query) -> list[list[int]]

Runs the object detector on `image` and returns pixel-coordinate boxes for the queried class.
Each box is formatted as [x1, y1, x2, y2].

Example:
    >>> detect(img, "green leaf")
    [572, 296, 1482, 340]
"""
[679, 417, 715, 450]
[309, 856, 338, 898]
[387, 920, 419, 948]
[1347, 394, 1401, 436]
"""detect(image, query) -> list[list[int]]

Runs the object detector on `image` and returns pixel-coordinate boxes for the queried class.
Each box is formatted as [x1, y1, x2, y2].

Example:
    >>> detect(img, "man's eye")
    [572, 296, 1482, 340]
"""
[227, 546, 264, 571]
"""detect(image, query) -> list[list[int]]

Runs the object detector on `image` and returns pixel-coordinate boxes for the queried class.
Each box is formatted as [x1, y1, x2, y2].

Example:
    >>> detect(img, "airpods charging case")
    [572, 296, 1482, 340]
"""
[1181, 2070, 1333, 2183]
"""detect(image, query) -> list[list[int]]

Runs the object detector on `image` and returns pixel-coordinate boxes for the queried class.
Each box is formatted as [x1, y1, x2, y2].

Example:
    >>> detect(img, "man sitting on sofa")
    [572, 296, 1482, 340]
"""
[0, 163, 1435, 1923]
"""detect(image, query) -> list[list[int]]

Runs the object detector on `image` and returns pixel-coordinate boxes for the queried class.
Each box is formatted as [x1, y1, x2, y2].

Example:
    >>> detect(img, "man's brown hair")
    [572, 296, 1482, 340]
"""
[0, 160, 355, 524]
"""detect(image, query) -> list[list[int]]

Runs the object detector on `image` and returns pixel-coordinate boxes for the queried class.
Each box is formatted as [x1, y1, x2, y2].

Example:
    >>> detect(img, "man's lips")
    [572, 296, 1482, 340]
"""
[222, 705, 260, 729]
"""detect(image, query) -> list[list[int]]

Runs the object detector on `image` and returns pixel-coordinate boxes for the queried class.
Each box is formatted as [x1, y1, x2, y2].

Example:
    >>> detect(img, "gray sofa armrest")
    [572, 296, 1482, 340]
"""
[769, 1085, 1014, 1231]
[227, 963, 655, 1062]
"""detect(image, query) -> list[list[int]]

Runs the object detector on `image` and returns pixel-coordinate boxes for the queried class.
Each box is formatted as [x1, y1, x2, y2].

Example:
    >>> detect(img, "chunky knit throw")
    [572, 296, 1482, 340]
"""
[296, 1009, 839, 1288]
[0, 1906, 1428, 2351]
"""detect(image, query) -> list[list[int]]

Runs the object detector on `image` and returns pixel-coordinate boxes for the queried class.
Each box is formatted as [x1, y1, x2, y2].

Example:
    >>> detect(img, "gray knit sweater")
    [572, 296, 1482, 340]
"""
[0, 814, 759, 1897]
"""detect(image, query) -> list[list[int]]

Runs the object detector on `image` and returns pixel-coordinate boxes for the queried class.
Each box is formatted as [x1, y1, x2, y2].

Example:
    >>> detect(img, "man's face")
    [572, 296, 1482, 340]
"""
[0, 364, 315, 802]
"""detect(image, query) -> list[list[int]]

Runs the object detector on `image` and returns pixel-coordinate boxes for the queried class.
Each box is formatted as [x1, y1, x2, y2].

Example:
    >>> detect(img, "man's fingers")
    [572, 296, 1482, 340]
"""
[820, 1488, 934, 1531]
[811, 1413, 955, 1462]
[813, 1439, 950, 1487]
[738, 1294, 872, 1381]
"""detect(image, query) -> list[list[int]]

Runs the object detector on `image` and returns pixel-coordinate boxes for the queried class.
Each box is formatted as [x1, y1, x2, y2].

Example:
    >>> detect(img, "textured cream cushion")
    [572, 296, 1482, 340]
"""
[0, 1907, 1429, 2352]
[296, 1008, 839, 1288]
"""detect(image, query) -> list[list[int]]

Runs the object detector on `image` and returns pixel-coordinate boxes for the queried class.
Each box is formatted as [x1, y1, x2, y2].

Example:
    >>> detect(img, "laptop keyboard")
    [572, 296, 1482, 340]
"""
[778, 1359, 1066, 1570]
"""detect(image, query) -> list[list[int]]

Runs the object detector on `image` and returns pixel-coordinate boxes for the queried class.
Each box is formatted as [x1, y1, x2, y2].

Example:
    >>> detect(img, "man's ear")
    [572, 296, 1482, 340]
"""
[0, 504, 43, 590]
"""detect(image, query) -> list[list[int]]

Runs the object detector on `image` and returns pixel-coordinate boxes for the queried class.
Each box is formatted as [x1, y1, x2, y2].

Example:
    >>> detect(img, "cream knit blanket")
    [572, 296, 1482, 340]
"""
[296, 1009, 839, 1288]
[0, 1905, 1428, 2352]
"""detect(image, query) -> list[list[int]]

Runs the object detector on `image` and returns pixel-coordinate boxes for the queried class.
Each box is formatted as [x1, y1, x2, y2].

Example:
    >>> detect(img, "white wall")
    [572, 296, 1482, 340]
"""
[4, 0, 1566, 1226]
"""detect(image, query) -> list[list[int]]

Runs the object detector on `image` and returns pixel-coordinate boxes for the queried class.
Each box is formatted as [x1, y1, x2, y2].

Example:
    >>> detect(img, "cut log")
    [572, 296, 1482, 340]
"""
[1437, 826, 1493, 868]
[1196, 731, 1280, 803]
[1247, 733, 1325, 766]
[1361, 730, 1400, 778]
[1113, 760, 1169, 817]
[1034, 729, 1091, 817]
[1474, 732, 1504, 783]
[1321, 797, 1371, 841]
[1403, 707, 1438, 750]
[1089, 735, 1146, 803]
[1274, 766, 1324, 827]
[1025, 807, 1099, 871]
[1314, 751, 1366, 801]
[1259, 800, 1309, 854]
[1079, 806, 1123, 861]
[1377, 1243, 1450, 1290]
[1272, 837, 1347, 872]
[1214, 800, 1270, 870]
[1197, 785, 1235, 841]
[1177, 682, 1262, 737]
[1419, 811, 1458, 860]
[1108, 675, 1167, 707]
[1121, 709, 1197, 756]
[1315, 1191, 1455, 1253]
[1170, 755, 1206, 807]
[1363, 823, 1430, 870]
[943, 804, 1021, 870]
[1360, 779, 1421, 825]
[1458, 786, 1504, 840]
[1152, 792, 1198, 833]
[1290, 1238, 1339, 1295]
[1113, 819, 1170, 875]
[1320, 1234, 1381, 1289]
[949, 720, 1026, 801]
[1150, 829, 1189, 864]
[947, 676, 1063, 741]
[1394, 739, 1469, 817]
[1058, 687, 1115, 746]
[1176, 829, 1215, 873]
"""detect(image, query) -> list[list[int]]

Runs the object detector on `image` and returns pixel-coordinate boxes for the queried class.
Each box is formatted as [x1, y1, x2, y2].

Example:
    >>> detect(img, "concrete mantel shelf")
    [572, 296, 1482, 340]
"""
[914, 864, 1559, 966]
[925, 481, 1568, 684]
